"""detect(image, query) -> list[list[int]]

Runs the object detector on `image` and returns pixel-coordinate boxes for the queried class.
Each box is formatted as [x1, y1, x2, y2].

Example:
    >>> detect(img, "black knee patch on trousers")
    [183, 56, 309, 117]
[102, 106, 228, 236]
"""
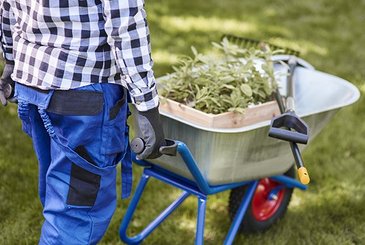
[67, 163, 101, 206]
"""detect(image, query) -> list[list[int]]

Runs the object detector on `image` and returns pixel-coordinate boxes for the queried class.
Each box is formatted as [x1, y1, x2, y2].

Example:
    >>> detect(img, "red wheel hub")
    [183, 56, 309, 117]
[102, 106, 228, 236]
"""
[252, 178, 285, 221]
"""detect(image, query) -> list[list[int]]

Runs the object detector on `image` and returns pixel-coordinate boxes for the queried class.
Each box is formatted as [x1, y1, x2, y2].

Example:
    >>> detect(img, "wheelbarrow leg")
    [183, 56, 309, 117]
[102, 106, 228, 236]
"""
[196, 196, 207, 245]
[119, 173, 150, 244]
[120, 171, 191, 244]
[224, 181, 259, 245]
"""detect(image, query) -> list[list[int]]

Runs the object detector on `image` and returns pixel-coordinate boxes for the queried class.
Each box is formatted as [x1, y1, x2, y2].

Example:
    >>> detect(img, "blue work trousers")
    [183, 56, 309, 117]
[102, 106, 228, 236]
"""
[14, 82, 131, 244]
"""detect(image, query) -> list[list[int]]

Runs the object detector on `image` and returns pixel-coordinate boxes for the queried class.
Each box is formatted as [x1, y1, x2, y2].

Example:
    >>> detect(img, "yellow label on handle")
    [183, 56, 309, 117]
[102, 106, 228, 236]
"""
[298, 167, 310, 185]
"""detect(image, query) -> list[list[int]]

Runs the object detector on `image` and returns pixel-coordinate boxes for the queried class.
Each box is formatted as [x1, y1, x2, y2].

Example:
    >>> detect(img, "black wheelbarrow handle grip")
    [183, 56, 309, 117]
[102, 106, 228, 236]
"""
[268, 112, 309, 144]
[268, 127, 309, 144]
[130, 138, 178, 157]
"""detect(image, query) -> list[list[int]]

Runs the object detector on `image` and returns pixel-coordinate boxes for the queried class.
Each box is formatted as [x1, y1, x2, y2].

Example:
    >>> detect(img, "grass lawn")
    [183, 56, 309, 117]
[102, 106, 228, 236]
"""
[1, 0, 365, 244]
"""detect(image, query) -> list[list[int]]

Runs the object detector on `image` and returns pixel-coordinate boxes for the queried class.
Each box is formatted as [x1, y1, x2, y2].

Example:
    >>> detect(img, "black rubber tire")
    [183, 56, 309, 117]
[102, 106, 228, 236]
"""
[228, 166, 295, 234]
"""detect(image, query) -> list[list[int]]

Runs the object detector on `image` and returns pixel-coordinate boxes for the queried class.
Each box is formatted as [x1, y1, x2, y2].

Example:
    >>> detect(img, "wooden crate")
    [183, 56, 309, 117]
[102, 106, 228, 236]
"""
[159, 98, 280, 129]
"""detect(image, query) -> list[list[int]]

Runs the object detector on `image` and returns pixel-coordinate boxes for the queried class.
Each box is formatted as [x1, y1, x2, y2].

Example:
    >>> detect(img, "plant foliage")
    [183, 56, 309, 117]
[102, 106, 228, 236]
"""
[160, 38, 284, 114]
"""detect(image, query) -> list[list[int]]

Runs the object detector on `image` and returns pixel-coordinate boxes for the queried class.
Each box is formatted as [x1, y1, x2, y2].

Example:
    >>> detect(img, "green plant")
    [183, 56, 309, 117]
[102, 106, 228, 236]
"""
[160, 38, 284, 114]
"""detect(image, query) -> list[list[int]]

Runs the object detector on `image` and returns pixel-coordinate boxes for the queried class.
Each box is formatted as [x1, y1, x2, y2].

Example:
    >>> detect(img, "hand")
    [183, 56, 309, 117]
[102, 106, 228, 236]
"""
[0, 61, 15, 106]
[134, 106, 166, 160]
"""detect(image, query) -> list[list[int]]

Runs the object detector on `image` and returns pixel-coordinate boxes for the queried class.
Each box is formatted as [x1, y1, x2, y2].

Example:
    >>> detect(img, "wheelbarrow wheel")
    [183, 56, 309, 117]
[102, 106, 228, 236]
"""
[228, 166, 295, 233]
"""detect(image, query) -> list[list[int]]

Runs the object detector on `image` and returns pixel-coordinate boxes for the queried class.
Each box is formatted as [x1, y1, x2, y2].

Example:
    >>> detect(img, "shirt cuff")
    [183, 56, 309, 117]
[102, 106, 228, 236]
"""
[129, 85, 160, 112]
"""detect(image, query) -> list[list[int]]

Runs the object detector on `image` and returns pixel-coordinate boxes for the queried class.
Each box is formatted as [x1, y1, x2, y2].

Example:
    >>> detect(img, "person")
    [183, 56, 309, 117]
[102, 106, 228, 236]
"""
[0, 0, 165, 244]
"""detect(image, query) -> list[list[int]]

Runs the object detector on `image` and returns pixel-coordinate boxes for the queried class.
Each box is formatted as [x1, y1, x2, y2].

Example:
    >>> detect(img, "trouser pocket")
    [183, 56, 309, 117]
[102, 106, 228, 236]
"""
[101, 91, 127, 154]
[62, 153, 117, 208]
[100, 84, 128, 167]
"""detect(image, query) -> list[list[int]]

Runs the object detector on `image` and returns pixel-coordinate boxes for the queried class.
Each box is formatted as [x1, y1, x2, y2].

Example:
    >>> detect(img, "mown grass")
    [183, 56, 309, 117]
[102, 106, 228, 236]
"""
[1, 0, 365, 244]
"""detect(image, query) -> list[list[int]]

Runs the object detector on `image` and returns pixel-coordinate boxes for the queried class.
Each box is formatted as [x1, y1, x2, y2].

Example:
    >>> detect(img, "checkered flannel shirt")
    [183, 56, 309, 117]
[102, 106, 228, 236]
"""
[0, 0, 158, 111]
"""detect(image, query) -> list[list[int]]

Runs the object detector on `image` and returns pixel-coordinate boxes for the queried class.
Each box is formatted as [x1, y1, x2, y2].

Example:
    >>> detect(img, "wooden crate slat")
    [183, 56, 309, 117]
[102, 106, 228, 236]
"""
[160, 98, 280, 129]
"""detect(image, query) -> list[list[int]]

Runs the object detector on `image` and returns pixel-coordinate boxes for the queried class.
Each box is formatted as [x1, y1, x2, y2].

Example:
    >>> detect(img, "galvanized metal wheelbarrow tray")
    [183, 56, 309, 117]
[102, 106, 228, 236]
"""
[119, 57, 360, 244]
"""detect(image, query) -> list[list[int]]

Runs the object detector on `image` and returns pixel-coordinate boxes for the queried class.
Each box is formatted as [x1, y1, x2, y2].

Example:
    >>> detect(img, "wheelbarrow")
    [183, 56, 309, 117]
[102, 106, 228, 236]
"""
[119, 55, 360, 244]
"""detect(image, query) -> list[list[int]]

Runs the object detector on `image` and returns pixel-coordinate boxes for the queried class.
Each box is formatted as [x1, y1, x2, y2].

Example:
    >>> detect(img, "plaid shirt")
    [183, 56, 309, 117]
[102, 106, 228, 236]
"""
[0, 0, 158, 111]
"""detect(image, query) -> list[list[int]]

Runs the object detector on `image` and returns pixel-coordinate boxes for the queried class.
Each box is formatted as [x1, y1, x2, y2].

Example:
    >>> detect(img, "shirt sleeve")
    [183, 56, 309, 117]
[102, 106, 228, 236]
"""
[0, 0, 15, 63]
[102, 0, 159, 111]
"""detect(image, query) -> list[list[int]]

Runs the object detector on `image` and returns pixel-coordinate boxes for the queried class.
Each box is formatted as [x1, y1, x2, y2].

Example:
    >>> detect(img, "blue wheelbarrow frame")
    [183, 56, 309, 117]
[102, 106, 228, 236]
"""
[119, 52, 361, 244]
[119, 141, 307, 245]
